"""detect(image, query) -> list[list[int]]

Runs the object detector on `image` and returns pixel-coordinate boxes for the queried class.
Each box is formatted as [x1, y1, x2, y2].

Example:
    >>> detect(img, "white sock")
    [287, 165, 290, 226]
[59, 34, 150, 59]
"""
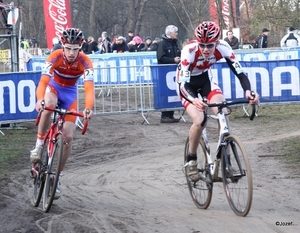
[36, 139, 44, 147]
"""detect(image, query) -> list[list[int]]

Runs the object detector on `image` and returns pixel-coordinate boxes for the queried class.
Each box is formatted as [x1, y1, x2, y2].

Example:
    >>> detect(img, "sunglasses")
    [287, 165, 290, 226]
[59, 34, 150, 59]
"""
[64, 46, 80, 52]
[199, 43, 215, 49]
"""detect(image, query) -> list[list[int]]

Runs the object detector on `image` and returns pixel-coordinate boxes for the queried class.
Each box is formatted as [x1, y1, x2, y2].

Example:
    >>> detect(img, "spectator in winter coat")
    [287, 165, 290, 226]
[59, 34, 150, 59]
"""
[150, 37, 161, 51]
[149, 37, 161, 51]
[254, 28, 270, 48]
[51, 37, 62, 52]
[128, 36, 145, 52]
[224, 30, 239, 49]
[280, 27, 300, 48]
[100, 31, 112, 53]
[141, 36, 152, 51]
[126, 30, 134, 45]
[156, 25, 181, 123]
[86, 36, 99, 54]
[111, 36, 129, 53]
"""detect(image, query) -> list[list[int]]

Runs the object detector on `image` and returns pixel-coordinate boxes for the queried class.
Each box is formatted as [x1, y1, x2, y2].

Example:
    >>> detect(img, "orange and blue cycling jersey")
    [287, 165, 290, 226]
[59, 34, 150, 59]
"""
[36, 49, 95, 122]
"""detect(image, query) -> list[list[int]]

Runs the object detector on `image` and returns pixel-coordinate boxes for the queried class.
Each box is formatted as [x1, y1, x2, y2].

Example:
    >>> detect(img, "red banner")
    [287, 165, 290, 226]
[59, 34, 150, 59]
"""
[43, 0, 72, 48]
[209, 0, 237, 29]
[209, 0, 218, 24]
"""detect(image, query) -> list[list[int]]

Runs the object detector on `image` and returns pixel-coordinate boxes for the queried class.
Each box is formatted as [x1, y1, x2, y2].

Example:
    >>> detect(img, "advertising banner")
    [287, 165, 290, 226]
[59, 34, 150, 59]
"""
[43, 0, 72, 48]
[0, 72, 40, 122]
[209, 0, 237, 29]
[151, 59, 300, 110]
[151, 64, 182, 109]
[23, 53, 300, 114]
[27, 52, 157, 86]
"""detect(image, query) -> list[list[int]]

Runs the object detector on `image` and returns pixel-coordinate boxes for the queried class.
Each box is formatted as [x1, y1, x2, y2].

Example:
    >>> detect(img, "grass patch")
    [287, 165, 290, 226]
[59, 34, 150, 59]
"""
[229, 103, 300, 176]
[0, 123, 36, 178]
[273, 136, 300, 175]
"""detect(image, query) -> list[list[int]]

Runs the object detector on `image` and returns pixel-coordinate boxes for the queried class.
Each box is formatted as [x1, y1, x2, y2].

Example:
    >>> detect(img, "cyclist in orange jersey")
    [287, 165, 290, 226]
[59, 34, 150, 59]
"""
[30, 28, 95, 198]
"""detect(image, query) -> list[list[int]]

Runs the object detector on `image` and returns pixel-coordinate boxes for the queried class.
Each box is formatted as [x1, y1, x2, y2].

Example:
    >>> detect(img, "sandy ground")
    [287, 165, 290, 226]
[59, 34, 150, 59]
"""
[0, 107, 300, 233]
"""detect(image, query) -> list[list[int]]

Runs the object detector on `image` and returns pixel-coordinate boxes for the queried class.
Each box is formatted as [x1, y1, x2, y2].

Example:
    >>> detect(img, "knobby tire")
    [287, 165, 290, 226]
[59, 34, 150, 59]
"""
[184, 136, 213, 209]
[42, 134, 63, 212]
[32, 139, 49, 207]
[221, 135, 253, 217]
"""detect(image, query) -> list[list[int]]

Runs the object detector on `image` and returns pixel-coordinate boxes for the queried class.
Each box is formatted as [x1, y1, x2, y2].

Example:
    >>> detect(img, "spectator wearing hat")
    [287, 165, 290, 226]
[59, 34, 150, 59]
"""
[51, 37, 62, 52]
[111, 36, 129, 53]
[254, 28, 270, 48]
[141, 36, 152, 51]
[128, 36, 145, 52]
[280, 27, 300, 48]
[149, 37, 161, 51]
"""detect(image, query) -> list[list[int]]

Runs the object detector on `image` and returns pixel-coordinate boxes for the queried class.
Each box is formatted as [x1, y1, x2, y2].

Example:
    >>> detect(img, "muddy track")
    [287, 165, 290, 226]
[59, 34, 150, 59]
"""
[0, 112, 299, 233]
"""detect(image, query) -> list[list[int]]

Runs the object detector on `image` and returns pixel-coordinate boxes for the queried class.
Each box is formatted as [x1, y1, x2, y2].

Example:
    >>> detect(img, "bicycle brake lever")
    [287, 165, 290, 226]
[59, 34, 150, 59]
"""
[249, 104, 255, 121]
[81, 108, 90, 135]
[84, 108, 91, 120]
[249, 91, 256, 121]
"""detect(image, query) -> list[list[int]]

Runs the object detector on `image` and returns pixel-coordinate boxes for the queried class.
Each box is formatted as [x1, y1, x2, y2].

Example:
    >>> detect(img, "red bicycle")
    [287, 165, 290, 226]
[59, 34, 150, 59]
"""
[31, 100, 89, 212]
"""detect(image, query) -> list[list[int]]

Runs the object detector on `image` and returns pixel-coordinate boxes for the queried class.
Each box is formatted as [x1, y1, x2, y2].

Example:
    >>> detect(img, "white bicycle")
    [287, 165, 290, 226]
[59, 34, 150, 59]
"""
[184, 97, 256, 217]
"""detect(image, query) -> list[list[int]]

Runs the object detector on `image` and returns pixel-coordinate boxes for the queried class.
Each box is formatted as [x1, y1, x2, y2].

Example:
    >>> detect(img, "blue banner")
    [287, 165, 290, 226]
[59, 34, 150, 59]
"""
[151, 59, 300, 109]
[212, 59, 300, 102]
[0, 72, 40, 122]
[151, 64, 182, 109]
[27, 52, 157, 86]
[16, 53, 300, 119]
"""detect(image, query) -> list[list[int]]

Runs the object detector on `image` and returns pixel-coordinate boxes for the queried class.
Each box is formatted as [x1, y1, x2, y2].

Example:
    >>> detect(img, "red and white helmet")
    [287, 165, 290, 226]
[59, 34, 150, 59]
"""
[61, 28, 84, 45]
[194, 21, 221, 43]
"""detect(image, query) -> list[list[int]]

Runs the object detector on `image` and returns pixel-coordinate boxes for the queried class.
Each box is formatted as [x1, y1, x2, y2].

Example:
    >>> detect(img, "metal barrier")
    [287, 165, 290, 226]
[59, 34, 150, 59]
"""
[5, 57, 300, 129]
[77, 64, 185, 124]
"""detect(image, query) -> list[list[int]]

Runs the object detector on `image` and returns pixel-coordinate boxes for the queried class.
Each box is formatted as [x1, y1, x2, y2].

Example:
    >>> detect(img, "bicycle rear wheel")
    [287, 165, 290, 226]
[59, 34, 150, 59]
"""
[42, 134, 63, 212]
[221, 135, 253, 217]
[32, 139, 49, 207]
[184, 136, 213, 209]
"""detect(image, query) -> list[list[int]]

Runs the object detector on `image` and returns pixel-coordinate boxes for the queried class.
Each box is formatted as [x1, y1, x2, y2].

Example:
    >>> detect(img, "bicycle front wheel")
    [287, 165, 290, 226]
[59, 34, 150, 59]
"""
[184, 136, 213, 209]
[221, 135, 253, 217]
[32, 139, 49, 207]
[42, 134, 63, 212]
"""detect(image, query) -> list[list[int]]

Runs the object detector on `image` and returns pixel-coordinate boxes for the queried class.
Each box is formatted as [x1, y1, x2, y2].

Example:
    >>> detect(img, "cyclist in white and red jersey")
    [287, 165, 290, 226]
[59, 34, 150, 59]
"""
[176, 21, 259, 182]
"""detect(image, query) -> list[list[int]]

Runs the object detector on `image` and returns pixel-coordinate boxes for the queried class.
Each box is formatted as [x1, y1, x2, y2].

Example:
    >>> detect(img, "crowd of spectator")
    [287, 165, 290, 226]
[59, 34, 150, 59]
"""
[20, 36, 39, 49]
[81, 30, 162, 54]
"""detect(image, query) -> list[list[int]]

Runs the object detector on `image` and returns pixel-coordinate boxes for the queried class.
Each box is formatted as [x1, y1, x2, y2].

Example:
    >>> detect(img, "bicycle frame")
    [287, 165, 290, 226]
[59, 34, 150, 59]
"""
[202, 109, 229, 181]
[201, 99, 255, 181]
[31, 112, 65, 178]
[45, 112, 65, 171]
[184, 98, 256, 216]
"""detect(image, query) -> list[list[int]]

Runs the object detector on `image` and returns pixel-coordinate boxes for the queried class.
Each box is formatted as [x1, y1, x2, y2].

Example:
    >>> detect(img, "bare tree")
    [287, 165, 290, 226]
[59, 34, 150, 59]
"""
[166, 0, 209, 34]
[127, 0, 149, 35]
[88, 0, 96, 38]
[3, 0, 300, 49]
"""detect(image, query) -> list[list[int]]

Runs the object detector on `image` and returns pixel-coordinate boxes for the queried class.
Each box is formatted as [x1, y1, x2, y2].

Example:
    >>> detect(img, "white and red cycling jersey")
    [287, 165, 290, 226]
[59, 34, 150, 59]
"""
[176, 40, 251, 108]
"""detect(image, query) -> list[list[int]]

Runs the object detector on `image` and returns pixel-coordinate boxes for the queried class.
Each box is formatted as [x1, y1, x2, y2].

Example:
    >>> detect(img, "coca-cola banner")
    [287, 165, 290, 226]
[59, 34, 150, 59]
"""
[209, 0, 237, 29]
[43, 0, 72, 48]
